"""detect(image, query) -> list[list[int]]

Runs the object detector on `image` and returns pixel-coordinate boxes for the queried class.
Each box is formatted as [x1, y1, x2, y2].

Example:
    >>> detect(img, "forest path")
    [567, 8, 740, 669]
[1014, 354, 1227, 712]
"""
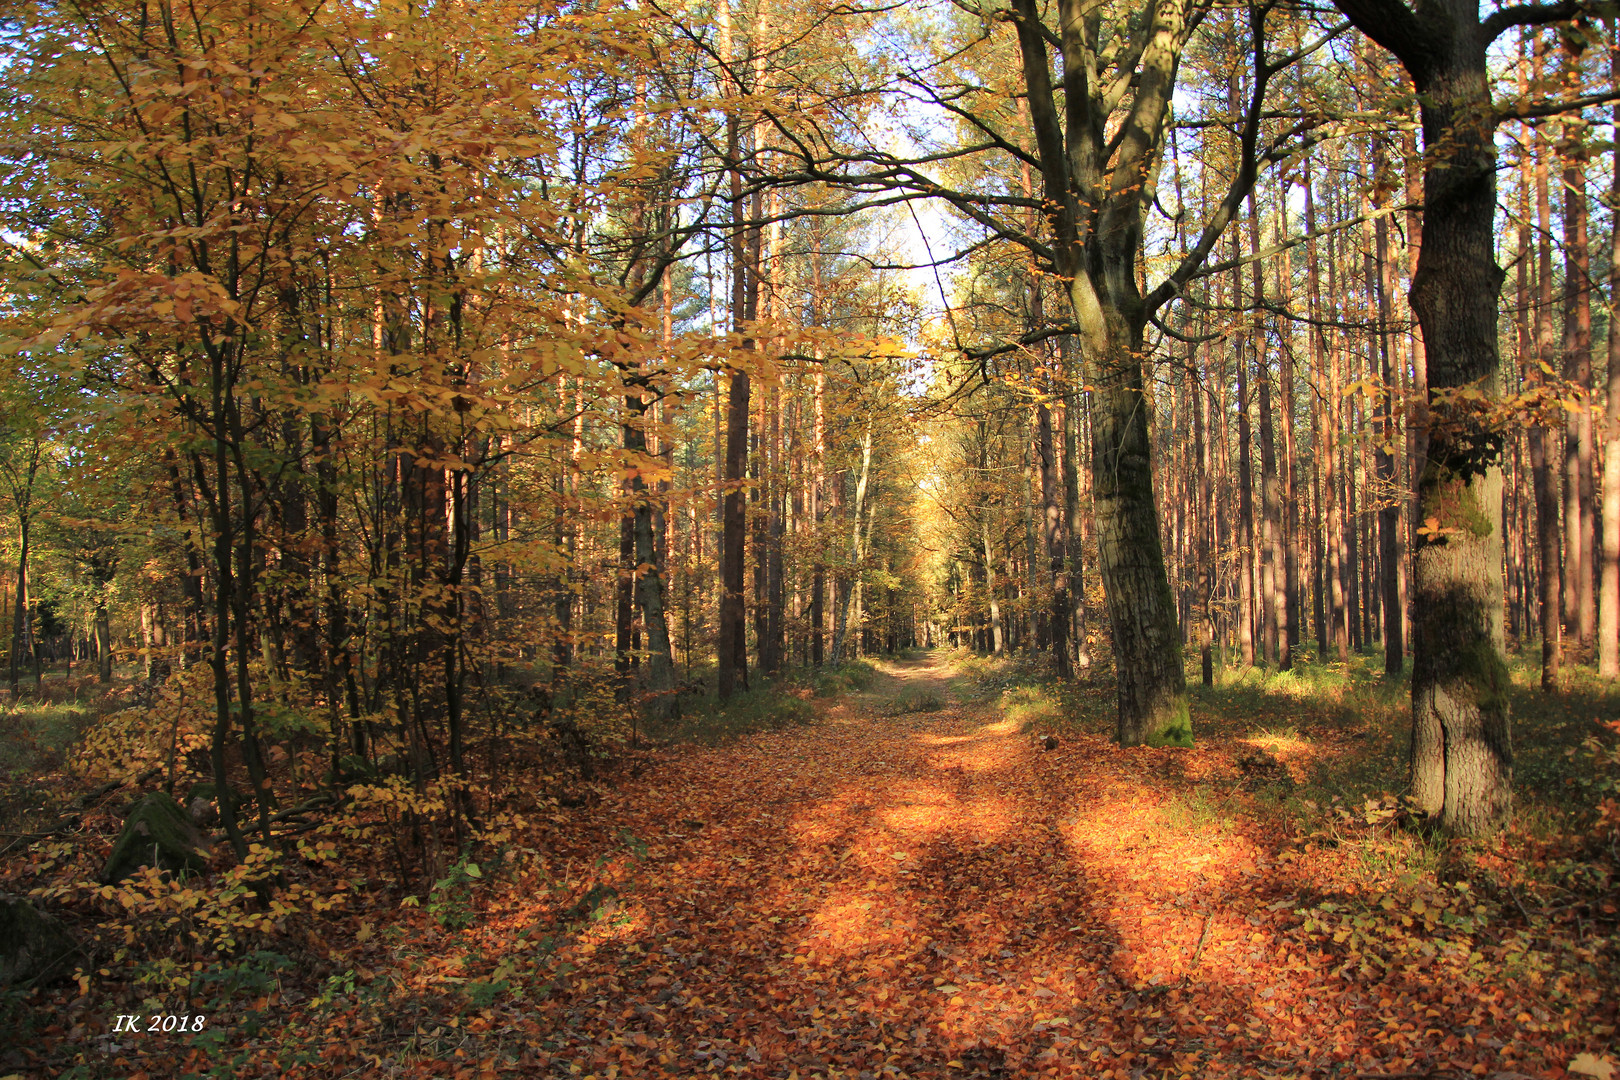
[508, 653, 1542, 1078]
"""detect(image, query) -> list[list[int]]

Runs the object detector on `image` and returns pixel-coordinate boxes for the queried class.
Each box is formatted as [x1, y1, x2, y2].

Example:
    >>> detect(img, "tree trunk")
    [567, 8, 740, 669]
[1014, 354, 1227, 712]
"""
[1062, 358, 1089, 670]
[1037, 400, 1070, 678]
[1335, 0, 1513, 834]
[1251, 196, 1282, 668]
[626, 390, 678, 721]
[95, 603, 111, 684]
[830, 421, 871, 666]
[983, 513, 1004, 655]
[1074, 286, 1189, 746]
[9, 515, 27, 700]
[1562, 114, 1596, 655]
[1193, 364, 1214, 685]
[615, 513, 636, 690]
[718, 369, 751, 697]
[1235, 232, 1257, 669]
[1533, 45, 1563, 688]
[1374, 190, 1405, 675]
[1602, 30, 1620, 680]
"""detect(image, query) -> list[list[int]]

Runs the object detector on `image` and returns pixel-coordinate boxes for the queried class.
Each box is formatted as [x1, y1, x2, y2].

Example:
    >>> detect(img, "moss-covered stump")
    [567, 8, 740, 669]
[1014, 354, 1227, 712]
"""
[99, 792, 211, 885]
[0, 894, 80, 986]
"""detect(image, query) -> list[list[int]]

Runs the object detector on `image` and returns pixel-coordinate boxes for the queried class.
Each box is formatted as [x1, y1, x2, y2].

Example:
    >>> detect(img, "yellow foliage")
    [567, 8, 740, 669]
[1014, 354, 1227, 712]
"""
[75, 665, 215, 782]
[32, 844, 346, 973]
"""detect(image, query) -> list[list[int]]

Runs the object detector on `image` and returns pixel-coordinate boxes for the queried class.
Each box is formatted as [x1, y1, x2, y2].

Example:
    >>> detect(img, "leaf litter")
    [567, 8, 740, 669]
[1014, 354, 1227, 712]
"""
[9, 654, 1617, 1079]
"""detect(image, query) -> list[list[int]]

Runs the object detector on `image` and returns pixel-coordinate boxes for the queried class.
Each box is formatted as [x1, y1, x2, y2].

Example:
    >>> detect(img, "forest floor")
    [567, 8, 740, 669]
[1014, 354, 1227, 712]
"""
[6, 651, 1619, 1079]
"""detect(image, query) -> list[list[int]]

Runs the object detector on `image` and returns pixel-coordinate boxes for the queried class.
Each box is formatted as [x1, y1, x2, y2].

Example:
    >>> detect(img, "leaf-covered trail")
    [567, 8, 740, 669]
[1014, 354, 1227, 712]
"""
[500, 655, 1563, 1079]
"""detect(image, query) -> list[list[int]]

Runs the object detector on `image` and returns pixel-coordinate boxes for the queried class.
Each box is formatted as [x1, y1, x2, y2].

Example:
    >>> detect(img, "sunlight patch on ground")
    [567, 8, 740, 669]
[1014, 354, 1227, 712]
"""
[1239, 731, 1317, 782]
[914, 731, 984, 746]
[457, 654, 1583, 1080]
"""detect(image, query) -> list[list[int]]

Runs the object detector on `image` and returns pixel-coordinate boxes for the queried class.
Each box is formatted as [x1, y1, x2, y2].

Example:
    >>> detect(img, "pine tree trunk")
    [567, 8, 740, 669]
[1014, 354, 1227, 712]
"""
[1374, 193, 1405, 675]
[1235, 234, 1257, 669]
[1247, 197, 1282, 669]
[718, 368, 750, 697]
[1193, 364, 1214, 685]
[1038, 401, 1070, 678]
[1304, 151, 1331, 659]
[1562, 119, 1596, 655]
[1602, 34, 1620, 680]
[1534, 55, 1563, 687]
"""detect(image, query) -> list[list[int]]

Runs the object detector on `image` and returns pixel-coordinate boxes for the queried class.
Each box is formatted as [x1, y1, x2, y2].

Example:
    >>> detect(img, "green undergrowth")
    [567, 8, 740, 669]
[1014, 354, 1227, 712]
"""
[1192, 650, 1409, 810]
[644, 681, 814, 745]
[956, 641, 1620, 836]
[876, 687, 945, 717]
[952, 648, 1113, 735]
[806, 658, 878, 698]
[1198, 644, 1620, 824]
[0, 697, 97, 780]
[0, 684, 121, 841]
[627, 659, 883, 746]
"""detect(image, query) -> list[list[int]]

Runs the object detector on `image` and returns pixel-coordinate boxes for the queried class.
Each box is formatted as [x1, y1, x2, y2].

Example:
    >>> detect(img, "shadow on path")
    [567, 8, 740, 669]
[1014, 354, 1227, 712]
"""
[513, 652, 1565, 1079]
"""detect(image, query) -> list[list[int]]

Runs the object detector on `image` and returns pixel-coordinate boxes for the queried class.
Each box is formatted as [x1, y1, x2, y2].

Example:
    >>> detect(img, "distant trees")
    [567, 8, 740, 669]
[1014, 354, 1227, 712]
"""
[0, 0, 1614, 851]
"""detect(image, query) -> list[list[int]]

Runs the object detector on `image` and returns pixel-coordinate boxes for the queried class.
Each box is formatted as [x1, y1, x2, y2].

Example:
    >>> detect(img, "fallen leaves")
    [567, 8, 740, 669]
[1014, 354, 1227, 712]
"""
[7, 654, 1616, 1078]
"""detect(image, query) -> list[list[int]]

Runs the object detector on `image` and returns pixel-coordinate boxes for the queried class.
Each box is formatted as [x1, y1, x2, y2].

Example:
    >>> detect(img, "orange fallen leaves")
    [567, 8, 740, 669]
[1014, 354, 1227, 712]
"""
[7, 656, 1615, 1078]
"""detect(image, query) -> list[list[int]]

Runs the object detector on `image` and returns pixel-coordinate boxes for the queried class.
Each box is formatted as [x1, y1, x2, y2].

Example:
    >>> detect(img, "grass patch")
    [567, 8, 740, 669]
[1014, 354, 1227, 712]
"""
[1158, 786, 1234, 837]
[1001, 684, 1063, 731]
[877, 688, 945, 717]
[950, 648, 1115, 735]
[0, 697, 99, 780]
[646, 682, 814, 745]
[807, 659, 877, 698]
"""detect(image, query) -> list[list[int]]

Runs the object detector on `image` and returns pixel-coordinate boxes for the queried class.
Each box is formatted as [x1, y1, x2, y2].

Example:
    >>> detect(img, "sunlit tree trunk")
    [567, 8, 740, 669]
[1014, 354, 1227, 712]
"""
[1602, 28, 1620, 680]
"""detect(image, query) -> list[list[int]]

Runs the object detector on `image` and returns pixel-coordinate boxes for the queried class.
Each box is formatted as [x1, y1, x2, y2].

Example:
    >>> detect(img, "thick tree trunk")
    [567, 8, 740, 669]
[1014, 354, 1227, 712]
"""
[1072, 283, 1189, 746]
[1333, 0, 1513, 835]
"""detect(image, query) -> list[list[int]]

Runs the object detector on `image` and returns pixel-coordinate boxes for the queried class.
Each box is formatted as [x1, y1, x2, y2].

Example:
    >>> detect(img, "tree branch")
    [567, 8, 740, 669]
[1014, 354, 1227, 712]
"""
[1481, 1, 1582, 41]
[1498, 87, 1620, 120]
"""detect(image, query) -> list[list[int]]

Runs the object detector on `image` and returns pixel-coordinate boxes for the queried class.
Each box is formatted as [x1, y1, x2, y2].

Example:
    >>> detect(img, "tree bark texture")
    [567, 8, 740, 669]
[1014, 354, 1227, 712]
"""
[1335, 0, 1514, 835]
